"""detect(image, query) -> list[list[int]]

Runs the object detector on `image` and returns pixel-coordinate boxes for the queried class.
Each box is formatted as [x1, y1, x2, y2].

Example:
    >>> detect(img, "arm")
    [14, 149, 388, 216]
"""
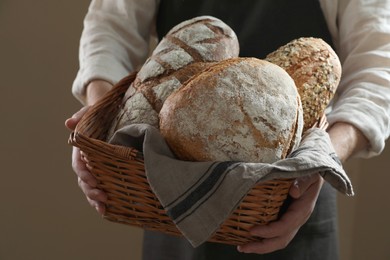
[239, 0, 390, 254]
[327, 122, 369, 163]
[67, 0, 158, 212]
[72, 0, 157, 104]
[324, 0, 390, 158]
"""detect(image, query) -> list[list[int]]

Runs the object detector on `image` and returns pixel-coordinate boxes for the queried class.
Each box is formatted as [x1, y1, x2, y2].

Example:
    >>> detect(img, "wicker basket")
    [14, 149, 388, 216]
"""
[68, 72, 293, 246]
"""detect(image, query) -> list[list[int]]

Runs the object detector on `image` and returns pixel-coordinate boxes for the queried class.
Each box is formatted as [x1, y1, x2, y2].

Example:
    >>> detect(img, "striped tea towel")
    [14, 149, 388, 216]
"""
[109, 124, 353, 247]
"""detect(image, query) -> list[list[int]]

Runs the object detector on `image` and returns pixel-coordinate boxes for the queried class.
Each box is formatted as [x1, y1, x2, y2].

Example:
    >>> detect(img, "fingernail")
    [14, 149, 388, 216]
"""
[293, 179, 300, 192]
[289, 180, 300, 198]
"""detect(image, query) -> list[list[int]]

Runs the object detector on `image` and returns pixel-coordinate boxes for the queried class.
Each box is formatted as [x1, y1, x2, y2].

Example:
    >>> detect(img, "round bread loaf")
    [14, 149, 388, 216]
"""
[266, 37, 341, 131]
[159, 57, 304, 163]
[107, 16, 239, 139]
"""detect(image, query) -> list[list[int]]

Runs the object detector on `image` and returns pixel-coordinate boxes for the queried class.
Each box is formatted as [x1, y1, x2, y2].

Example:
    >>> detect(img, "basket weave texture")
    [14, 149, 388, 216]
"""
[68, 72, 293, 246]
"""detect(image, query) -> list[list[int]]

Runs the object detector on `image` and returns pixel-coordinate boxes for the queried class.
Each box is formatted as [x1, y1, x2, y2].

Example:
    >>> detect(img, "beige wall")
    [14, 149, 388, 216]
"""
[339, 150, 390, 260]
[0, 1, 389, 259]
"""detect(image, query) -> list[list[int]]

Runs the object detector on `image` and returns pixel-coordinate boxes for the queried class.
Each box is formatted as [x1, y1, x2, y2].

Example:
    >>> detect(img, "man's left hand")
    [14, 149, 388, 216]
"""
[237, 173, 324, 254]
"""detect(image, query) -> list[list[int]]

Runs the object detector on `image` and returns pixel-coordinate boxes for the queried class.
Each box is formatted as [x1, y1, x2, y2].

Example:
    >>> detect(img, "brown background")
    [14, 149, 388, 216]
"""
[1, 1, 389, 259]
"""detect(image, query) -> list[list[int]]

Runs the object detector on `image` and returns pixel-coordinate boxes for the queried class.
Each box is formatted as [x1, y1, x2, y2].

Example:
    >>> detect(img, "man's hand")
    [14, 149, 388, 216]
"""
[237, 121, 369, 254]
[65, 80, 112, 215]
[237, 174, 323, 254]
[65, 106, 108, 215]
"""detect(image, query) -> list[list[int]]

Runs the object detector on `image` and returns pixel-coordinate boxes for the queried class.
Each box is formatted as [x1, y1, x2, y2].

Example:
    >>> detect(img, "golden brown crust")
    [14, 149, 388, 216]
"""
[266, 37, 341, 131]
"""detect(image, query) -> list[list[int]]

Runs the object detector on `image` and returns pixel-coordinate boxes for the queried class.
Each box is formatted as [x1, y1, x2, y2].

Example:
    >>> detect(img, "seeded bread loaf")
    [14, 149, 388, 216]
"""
[159, 58, 303, 163]
[107, 16, 239, 139]
[266, 37, 341, 131]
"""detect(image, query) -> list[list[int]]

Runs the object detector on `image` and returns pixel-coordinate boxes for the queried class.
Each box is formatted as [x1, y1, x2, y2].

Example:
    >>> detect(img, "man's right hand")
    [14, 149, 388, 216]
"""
[65, 80, 113, 215]
[65, 106, 108, 215]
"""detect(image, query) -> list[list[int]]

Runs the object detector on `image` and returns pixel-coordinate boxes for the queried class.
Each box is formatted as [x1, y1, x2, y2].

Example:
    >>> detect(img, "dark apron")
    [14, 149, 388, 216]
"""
[143, 1, 338, 259]
[155, 0, 334, 57]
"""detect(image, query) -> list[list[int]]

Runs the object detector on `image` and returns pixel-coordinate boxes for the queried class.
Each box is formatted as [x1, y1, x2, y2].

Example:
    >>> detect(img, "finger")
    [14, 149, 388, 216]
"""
[80, 151, 90, 164]
[238, 231, 297, 254]
[72, 147, 97, 187]
[86, 197, 106, 215]
[95, 202, 106, 215]
[239, 175, 324, 254]
[250, 176, 322, 239]
[289, 174, 322, 199]
[65, 116, 77, 131]
[80, 151, 94, 172]
[65, 106, 90, 130]
[318, 114, 329, 130]
[311, 114, 328, 130]
[78, 177, 107, 203]
[249, 211, 305, 240]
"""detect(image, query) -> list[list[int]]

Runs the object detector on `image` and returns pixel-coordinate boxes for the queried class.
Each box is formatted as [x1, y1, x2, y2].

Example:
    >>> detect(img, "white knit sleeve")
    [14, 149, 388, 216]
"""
[72, 0, 158, 104]
[326, 0, 390, 158]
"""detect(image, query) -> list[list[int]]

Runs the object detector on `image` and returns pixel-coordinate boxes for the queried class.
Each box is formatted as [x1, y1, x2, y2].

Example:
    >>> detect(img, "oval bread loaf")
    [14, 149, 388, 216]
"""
[266, 37, 341, 131]
[107, 16, 239, 139]
[159, 57, 304, 163]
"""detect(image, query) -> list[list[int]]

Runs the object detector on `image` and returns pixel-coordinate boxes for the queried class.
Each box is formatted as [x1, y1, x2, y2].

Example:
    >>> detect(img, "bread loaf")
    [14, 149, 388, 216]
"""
[266, 37, 341, 131]
[107, 16, 239, 139]
[159, 57, 303, 163]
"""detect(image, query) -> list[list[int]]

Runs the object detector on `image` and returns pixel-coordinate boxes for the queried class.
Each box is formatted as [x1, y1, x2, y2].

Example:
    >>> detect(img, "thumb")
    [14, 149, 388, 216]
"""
[289, 174, 323, 199]
[65, 106, 90, 131]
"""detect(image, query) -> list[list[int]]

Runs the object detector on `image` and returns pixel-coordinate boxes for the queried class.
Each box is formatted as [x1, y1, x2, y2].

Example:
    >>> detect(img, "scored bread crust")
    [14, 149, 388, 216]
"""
[159, 57, 303, 163]
[107, 16, 240, 139]
[110, 62, 216, 132]
[266, 37, 341, 131]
